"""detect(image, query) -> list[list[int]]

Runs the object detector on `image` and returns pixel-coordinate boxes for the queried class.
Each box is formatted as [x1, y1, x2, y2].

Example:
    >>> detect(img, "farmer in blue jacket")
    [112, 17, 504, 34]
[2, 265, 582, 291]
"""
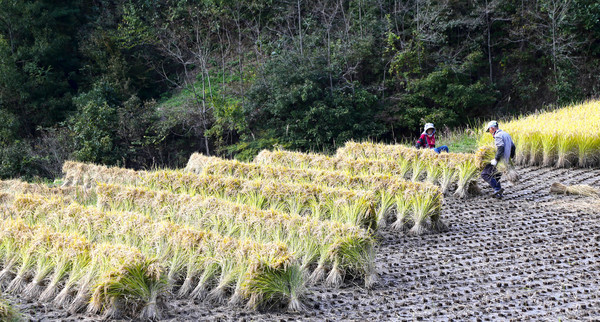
[482, 121, 515, 198]
[415, 123, 449, 153]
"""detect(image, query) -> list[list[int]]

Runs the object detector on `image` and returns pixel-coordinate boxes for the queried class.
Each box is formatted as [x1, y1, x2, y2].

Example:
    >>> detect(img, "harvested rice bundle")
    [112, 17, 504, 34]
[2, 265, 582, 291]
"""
[258, 147, 480, 198]
[0, 179, 91, 204]
[62, 161, 143, 188]
[95, 183, 377, 288]
[82, 244, 164, 320]
[475, 145, 520, 184]
[255, 149, 338, 169]
[335, 141, 423, 162]
[406, 189, 443, 235]
[141, 171, 377, 229]
[184, 155, 444, 232]
[255, 149, 339, 170]
[550, 183, 600, 198]
[7, 195, 304, 311]
[453, 156, 480, 199]
[337, 141, 478, 173]
[474, 146, 496, 169]
[61, 159, 441, 234]
[0, 217, 164, 320]
[184, 153, 223, 173]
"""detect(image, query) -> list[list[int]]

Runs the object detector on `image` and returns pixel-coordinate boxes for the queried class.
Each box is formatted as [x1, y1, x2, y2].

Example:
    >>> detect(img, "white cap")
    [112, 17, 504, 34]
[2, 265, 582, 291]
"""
[424, 123, 435, 132]
[486, 121, 499, 131]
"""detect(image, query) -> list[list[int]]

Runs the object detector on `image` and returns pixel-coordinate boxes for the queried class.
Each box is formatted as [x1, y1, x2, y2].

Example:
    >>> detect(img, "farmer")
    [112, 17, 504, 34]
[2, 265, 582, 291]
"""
[415, 123, 449, 153]
[482, 120, 516, 198]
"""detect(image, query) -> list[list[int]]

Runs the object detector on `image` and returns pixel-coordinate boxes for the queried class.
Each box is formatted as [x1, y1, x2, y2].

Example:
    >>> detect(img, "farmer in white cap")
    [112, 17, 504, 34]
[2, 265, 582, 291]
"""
[482, 120, 515, 198]
[415, 123, 449, 153]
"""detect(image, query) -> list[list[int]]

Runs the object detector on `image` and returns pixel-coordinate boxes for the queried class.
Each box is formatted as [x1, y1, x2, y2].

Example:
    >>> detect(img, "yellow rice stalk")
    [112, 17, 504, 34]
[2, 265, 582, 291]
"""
[478, 100, 600, 168]
[336, 140, 422, 161]
[0, 179, 91, 204]
[437, 160, 456, 195]
[541, 132, 559, 167]
[255, 149, 338, 169]
[528, 131, 543, 165]
[425, 159, 442, 185]
[256, 148, 471, 194]
[184, 153, 223, 173]
[61, 161, 378, 228]
[578, 134, 600, 167]
[266, 143, 480, 197]
[511, 131, 530, 165]
[407, 189, 443, 235]
[390, 191, 414, 231]
[0, 296, 20, 321]
[556, 133, 579, 168]
[453, 156, 480, 199]
[474, 145, 497, 169]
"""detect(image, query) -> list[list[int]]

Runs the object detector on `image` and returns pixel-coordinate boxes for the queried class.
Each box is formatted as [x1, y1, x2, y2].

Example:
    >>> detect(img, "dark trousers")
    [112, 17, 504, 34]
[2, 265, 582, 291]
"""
[481, 164, 502, 191]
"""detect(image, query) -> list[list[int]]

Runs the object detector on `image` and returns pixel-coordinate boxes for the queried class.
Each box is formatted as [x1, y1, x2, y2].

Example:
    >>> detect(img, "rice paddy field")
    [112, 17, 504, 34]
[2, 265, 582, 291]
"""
[479, 100, 600, 168]
[2, 101, 600, 321]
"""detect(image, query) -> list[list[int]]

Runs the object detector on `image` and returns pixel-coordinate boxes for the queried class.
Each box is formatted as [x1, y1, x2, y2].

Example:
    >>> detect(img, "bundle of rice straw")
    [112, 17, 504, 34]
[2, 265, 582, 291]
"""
[474, 146, 496, 170]
[550, 182, 600, 198]
[504, 166, 520, 184]
[475, 145, 520, 183]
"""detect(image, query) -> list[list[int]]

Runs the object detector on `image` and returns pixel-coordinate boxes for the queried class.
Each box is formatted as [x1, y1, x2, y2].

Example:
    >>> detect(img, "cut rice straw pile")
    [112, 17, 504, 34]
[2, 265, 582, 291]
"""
[550, 182, 600, 198]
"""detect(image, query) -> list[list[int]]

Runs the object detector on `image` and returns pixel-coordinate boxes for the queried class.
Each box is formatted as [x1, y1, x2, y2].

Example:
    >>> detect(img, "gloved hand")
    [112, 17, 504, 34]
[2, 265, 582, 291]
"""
[490, 159, 497, 166]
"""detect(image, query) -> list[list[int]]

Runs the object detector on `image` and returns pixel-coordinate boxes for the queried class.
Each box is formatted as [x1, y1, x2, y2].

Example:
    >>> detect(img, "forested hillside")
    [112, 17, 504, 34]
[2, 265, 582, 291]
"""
[1, 0, 599, 179]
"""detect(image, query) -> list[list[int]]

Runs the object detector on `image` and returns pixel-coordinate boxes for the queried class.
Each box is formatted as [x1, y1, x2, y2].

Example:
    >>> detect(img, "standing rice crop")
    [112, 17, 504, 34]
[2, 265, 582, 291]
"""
[478, 100, 600, 168]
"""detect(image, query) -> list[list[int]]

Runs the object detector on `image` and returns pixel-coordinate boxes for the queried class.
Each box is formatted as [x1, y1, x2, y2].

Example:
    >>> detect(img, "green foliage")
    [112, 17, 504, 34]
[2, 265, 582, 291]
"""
[386, 50, 498, 133]
[437, 128, 479, 154]
[0, 109, 19, 146]
[0, 0, 84, 133]
[0, 297, 21, 322]
[245, 51, 384, 152]
[68, 82, 121, 164]
[0, 141, 37, 179]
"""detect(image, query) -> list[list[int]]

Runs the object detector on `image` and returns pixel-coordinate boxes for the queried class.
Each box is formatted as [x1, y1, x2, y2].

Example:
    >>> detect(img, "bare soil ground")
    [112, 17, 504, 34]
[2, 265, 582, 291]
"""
[9, 166, 600, 321]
